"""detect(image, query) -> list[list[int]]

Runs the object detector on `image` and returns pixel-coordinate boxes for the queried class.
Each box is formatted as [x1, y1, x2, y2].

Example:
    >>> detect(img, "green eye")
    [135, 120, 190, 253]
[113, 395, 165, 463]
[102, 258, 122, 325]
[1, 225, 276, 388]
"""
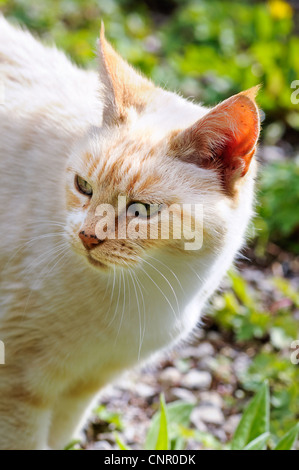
[75, 175, 93, 196]
[127, 202, 162, 219]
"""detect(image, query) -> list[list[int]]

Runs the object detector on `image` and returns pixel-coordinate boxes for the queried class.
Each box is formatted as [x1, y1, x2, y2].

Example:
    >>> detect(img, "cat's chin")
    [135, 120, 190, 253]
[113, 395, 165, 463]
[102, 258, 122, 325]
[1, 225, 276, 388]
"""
[87, 256, 109, 270]
[86, 253, 140, 270]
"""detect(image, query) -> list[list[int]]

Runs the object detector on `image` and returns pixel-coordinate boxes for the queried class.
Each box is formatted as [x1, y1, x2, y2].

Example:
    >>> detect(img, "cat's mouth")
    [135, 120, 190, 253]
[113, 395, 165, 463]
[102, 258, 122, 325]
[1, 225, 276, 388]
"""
[87, 253, 138, 270]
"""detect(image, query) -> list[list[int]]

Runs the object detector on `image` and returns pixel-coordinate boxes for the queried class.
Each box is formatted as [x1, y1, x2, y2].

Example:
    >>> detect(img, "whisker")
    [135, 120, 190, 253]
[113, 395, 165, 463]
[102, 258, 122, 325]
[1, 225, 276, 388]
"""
[114, 268, 126, 345]
[146, 254, 183, 291]
[142, 258, 180, 318]
[139, 264, 178, 322]
[104, 265, 116, 322]
[106, 268, 122, 331]
[128, 268, 142, 360]
[4, 232, 65, 271]
[188, 264, 204, 283]
[24, 242, 69, 276]
[132, 269, 146, 349]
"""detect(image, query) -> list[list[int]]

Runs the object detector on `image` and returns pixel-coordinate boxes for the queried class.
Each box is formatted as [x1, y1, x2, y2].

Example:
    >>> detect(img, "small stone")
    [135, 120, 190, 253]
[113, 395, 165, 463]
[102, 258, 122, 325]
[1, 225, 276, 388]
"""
[180, 343, 215, 359]
[159, 367, 181, 385]
[181, 370, 212, 390]
[233, 354, 251, 375]
[134, 383, 156, 398]
[220, 346, 238, 359]
[199, 391, 223, 408]
[192, 406, 225, 425]
[123, 426, 136, 443]
[92, 440, 114, 450]
[190, 408, 208, 431]
[196, 342, 215, 358]
[171, 387, 197, 404]
[223, 414, 241, 436]
[207, 331, 222, 342]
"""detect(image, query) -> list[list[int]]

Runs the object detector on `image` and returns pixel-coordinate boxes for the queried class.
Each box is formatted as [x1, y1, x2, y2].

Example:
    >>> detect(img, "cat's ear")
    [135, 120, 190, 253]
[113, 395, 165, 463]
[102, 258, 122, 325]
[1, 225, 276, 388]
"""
[170, 87, 260, 192]
[98, 24, 154, 126]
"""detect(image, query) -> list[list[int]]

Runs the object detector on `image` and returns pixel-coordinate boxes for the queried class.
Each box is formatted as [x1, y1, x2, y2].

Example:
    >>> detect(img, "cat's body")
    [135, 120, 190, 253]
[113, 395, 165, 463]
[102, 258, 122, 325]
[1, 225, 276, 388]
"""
[0, 17, 259, 449]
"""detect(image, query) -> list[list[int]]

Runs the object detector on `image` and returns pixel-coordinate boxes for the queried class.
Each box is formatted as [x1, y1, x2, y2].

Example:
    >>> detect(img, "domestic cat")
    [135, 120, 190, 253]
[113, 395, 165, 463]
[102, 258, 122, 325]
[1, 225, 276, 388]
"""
[0, 17, 260, 450]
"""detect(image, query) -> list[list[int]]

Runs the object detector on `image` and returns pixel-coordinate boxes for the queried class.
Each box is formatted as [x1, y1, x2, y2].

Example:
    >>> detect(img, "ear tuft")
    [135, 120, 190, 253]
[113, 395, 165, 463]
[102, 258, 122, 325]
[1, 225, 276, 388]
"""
[240, 85, 261, 101]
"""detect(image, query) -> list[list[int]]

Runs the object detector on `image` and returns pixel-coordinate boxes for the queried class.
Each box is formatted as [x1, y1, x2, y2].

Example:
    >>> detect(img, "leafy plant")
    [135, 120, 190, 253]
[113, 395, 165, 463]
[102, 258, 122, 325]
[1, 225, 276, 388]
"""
[1, 0, 298, 135]
[231, 383, 270, 450]
[256, 159, 299, 253]
[115, 385, 298, 450]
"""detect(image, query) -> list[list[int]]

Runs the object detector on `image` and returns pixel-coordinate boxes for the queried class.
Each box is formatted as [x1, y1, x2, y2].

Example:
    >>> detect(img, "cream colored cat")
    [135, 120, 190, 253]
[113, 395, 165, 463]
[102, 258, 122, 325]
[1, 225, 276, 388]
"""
[0, 17, 260, 450]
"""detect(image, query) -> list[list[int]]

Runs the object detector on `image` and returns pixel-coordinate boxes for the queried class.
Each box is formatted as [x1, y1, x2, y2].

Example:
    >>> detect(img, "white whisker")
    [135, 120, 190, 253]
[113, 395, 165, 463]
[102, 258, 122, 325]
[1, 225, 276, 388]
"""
[142, 258, 180, 318]
[139, 264, 178, 322]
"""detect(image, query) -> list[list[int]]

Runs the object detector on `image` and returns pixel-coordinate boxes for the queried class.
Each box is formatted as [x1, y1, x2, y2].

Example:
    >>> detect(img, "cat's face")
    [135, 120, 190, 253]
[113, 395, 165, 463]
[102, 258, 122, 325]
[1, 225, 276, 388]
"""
[65, 125, 223, 270]
[65, 29, 260, 271]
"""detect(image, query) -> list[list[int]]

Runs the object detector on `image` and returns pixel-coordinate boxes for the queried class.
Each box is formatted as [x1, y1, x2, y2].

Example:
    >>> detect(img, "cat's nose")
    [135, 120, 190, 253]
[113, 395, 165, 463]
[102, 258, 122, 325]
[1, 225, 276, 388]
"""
[79, 231, 102, 250]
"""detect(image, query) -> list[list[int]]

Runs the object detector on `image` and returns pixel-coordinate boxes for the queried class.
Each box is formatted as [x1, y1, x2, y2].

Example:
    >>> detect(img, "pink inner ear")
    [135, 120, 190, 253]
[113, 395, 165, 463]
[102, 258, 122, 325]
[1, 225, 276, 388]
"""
[173, 89, 260, 181]
[219, 93, 260, 177]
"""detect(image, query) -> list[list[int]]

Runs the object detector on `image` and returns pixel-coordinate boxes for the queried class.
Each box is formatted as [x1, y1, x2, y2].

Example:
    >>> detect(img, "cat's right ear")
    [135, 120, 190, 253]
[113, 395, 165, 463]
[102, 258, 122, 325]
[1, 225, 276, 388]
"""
[98, 23, 154, 126]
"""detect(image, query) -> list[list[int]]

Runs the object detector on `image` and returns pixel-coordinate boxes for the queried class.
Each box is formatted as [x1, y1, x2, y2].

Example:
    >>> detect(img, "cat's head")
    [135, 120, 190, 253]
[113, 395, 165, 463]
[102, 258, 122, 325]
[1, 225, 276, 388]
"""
[65, 27, 260, 271]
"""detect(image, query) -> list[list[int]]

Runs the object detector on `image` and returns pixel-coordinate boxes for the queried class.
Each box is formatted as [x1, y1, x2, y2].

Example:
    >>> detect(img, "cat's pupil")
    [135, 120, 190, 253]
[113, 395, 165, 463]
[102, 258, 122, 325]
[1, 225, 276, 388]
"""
[135, 211, 139, 217]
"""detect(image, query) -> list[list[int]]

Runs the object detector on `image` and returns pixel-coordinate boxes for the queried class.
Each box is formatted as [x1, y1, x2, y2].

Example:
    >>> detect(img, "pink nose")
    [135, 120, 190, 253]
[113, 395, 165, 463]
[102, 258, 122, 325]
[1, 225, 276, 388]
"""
[79, 231, 102, 250]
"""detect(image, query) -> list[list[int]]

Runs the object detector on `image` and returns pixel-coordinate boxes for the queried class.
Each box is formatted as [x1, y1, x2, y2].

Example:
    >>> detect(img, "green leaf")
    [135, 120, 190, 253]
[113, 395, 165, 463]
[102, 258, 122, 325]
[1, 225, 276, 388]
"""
[94, 405, 123, 430]
[155, 394, 169, 450]
[231, 382, 270, 450]
[145, 401, 194, 450]
[243, 432, 270, 450]
[64, 439, 81, 450]
[114, 432, 131, 450]
[274, 423, 299, 450]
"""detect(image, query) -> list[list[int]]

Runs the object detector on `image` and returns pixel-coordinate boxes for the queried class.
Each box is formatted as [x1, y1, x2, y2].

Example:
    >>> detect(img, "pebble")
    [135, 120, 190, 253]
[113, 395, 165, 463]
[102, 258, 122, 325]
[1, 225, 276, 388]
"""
[192, 406, 225, 425]
[190, 408, 208, 431]
[233, 354, 251, 375]
[171, 387, 197, 404]
[133, 383, 156, 398]
[199, 391, 224, 408]
[196, 342, 215, 358]
[223, 414, 241, 436]
[181, 370, 212, 390]
[159, 367, 181, 385]
[180, 342, 214, 359]
[91, 440, 114, 450]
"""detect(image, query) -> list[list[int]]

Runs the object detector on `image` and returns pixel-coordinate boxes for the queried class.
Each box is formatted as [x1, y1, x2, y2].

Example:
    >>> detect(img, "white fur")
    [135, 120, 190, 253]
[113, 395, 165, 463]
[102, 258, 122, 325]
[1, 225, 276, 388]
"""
[0, 17, 256, 450]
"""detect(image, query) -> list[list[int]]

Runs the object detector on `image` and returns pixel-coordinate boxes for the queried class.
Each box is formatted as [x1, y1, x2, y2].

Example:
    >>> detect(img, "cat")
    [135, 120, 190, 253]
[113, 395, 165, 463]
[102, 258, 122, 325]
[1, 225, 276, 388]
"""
[0, 16, 260, 450]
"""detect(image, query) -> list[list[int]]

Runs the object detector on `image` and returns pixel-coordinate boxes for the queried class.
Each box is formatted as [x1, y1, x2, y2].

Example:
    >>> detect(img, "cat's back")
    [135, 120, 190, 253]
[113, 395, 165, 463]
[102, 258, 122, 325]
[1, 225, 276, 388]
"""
[0, 17, 101, 266]
[0, 16, 100, 121]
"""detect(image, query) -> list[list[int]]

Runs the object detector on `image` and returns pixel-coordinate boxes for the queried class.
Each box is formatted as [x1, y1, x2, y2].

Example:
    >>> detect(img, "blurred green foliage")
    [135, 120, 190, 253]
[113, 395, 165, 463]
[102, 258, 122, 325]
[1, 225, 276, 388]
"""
[1, 0, 298, 130]
[111, 387, 298, 450]
[1, 0, 298, 252]
[256, 159, 299, 254]
[1, 0, 298, 448]
[212, 271, 299, 438]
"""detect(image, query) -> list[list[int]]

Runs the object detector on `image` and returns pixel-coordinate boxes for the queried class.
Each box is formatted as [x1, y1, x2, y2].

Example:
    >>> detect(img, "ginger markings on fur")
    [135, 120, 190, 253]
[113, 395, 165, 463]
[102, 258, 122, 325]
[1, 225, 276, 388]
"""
[0, 17, 260, 450]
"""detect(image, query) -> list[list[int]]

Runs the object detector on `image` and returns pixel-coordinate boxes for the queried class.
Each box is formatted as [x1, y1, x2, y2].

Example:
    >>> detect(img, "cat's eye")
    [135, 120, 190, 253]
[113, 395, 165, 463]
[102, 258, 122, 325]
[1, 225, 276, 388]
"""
[127, 202, 162, 219]
[75, 175, 93, 196]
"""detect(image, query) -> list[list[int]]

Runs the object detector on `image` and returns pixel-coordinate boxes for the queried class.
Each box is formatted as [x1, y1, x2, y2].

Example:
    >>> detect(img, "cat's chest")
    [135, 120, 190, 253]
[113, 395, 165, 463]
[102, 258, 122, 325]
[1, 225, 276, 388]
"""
[23, 262, 201, 374]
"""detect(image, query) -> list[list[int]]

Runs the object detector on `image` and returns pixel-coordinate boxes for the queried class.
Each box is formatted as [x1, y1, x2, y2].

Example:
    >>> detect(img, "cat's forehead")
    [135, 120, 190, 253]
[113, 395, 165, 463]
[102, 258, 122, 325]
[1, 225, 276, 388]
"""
[86, 126, 162, 168]
[74, 127, 167, 199]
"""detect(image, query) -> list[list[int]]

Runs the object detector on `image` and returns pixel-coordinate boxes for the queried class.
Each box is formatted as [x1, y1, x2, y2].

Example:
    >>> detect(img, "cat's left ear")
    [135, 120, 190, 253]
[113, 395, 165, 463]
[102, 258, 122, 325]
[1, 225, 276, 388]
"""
[98, 24, 154, 126]
[170, 87, 260, 192]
